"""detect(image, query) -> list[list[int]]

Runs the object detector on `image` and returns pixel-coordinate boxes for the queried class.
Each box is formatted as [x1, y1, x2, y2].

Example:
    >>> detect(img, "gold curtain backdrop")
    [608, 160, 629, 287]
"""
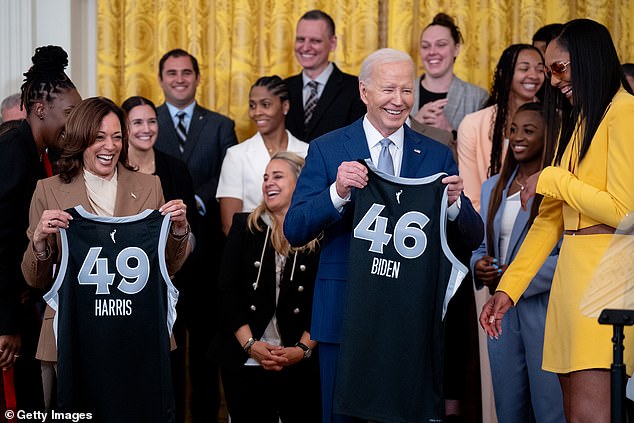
[98, 0, 634, 141]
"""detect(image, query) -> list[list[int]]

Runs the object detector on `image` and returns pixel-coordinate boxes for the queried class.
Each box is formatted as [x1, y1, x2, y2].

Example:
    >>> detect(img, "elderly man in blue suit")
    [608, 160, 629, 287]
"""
[284, 48, 483, 423]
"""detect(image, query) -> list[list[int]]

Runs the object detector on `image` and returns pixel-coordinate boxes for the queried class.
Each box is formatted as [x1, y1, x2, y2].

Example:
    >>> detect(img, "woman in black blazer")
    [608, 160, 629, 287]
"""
[214, 151, 321, 423]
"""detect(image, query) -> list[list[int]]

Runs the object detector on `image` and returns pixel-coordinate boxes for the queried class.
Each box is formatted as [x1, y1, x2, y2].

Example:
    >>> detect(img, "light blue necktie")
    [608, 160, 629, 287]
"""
[377, 138, 394, 176]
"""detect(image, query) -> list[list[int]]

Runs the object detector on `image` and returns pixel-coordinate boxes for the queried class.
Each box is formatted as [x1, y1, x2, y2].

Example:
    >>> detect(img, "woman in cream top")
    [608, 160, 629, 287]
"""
[217, 76, 308, 235]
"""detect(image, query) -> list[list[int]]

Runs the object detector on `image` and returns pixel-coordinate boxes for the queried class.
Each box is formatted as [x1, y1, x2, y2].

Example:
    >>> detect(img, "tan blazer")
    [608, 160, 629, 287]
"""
[22, 164, 188, 361]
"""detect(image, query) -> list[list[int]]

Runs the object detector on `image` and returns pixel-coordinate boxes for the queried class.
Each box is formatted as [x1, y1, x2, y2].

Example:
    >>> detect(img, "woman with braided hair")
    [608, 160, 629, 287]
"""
[216, 75, 308, 236]
[457, 44, 545, 212]
[0, 45, 81, 410]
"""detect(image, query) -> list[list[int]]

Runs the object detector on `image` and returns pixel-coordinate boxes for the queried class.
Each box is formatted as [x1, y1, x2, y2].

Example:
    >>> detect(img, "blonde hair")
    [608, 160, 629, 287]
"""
[247, 151, 319, 255]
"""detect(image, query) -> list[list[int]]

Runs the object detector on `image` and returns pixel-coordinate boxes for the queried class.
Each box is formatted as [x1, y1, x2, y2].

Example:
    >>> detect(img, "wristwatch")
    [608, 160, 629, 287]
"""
[295, 342, 312, 359]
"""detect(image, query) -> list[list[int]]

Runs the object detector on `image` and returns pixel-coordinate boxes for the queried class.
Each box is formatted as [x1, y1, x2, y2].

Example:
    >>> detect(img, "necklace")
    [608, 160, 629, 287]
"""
[513, 177, 526, 191]
[263, 137, 287, 156]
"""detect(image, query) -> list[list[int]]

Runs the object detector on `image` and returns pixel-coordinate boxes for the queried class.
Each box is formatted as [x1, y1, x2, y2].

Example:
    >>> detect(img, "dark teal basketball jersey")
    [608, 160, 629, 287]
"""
[44, 206, 178, 423]
[335, 161, 467, 423]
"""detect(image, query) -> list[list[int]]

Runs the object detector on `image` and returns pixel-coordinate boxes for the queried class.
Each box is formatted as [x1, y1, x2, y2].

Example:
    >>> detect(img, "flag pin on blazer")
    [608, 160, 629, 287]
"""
[414, 149, 421, 154]
[130, 192, 137, 199]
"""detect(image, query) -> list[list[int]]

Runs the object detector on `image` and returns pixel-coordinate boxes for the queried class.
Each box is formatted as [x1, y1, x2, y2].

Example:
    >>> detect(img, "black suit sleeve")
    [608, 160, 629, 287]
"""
[217, 213, 252, 334]
[196, 118, 237, 208]
[0, 130, 38, 334]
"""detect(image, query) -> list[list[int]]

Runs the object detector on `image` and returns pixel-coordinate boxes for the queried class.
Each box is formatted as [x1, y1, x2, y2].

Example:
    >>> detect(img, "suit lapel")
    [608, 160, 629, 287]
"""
[493, 168, 532, 262]
[287, 75, 305, 132]
[444, 76, 462, 126]
[306, 65, 344, 136]
[113, 165, 151, 216]
[400, 126, 427, 177]
[157, 105, 182, 157]
[508, 198, 531, 261]
[492, 182, 506, 259]
[182, 105, 207, 161]
[58, 174, 94, 213]
[342, 120, 371, 161]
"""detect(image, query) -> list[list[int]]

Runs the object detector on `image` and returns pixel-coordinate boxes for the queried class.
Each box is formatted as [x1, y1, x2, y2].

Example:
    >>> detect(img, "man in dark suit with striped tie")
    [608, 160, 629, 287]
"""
[155, 48, 237, 423]
[285, 10, 366, 142]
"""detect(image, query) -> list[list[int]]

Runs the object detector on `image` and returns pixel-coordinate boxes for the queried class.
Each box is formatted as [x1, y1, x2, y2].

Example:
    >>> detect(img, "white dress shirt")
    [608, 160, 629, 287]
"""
[329, 115, 460, 220]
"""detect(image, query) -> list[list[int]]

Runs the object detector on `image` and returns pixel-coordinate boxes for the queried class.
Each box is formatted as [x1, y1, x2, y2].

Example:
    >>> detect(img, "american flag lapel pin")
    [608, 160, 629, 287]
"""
[130, 192, 137, 199]
[414, 149, 421, 154]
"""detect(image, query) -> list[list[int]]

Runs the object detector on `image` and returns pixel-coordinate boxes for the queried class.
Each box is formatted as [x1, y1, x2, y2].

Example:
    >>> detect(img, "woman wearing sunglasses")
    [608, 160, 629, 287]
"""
[481, 19, 634, 422]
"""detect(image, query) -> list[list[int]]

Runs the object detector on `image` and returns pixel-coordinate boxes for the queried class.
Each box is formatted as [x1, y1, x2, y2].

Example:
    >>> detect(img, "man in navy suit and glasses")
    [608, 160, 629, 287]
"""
[155, 48, 237, 423]
[284, 48, 483, 423]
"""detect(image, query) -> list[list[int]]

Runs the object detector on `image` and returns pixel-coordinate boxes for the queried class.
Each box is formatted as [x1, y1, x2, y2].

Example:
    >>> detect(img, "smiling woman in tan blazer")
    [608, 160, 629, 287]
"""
[20, 98, 190, 421]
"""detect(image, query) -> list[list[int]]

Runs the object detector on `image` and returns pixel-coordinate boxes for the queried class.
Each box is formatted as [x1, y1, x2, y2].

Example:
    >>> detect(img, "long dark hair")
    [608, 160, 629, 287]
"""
[546, 19, 632, 166]
[20, 45, 76, 114]
[57, 97, 133, 183]
[486, 102, 545, 257]
[484, 44, 544, 177]
[121, 96, 158, 115]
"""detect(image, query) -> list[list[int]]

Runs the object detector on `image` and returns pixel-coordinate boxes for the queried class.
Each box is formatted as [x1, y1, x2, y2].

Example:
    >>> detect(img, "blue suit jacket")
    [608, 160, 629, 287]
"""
[470, 169, 560, 298]
[284, 118, 483, 343]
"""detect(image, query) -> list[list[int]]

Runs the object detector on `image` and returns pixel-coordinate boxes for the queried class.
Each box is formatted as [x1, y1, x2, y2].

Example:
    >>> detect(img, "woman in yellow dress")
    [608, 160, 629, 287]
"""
[480, 19, 634, 423]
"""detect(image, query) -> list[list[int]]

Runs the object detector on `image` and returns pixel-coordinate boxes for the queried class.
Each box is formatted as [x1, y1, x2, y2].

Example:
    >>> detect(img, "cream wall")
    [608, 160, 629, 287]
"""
[0, 0, 97, 103]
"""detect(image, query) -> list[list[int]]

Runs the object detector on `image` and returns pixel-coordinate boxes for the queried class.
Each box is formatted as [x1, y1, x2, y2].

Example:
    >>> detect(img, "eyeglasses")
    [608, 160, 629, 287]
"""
[544, 61, 570, 79]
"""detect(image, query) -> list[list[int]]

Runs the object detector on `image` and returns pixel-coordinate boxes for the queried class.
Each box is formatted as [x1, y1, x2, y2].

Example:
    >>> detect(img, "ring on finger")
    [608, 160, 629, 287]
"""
[47, 220, 53, 228]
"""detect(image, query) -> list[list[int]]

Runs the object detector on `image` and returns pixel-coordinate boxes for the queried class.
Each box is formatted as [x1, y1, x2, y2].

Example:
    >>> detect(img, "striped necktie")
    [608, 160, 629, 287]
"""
[377, 138, 395, 176]
[304, 80, 319, 126]
[175, 111, 187, 153]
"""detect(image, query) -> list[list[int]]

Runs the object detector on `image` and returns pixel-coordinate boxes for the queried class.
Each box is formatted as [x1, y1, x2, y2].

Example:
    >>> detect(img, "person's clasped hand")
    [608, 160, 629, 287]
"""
[249, 340, 287, 371]
[474, 256, 508, 295]
[415, 98, 452, 132]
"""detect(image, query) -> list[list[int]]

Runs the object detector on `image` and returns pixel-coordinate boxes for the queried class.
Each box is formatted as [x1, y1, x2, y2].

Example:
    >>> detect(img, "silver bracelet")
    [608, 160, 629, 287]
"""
[242, 337, 256, 353]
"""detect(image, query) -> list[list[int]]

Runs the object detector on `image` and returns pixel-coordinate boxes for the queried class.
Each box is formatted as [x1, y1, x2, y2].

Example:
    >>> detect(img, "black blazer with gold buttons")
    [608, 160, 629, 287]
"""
[212, 212, 320, 367]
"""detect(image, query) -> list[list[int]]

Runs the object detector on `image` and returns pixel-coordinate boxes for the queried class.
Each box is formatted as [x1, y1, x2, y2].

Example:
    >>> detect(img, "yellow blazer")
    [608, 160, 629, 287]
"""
[22, 164, 188, 360]
[498, 89, 634, 302]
